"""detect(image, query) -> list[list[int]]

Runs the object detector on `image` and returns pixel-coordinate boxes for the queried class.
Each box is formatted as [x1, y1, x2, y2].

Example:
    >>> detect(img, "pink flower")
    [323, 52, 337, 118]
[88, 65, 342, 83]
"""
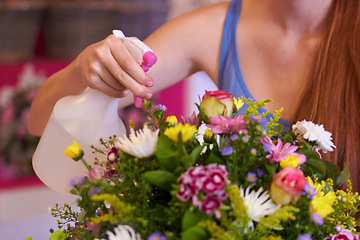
[260, 136, 298, 163]
[176, 163, 228, 218]
[324, 227, 360, 240]
[88, 165, 102, 182]
[84, 221, 101, 234]
[16, 126, 27, 139]
[200, 90, 234, 118]
[200, 195, 222, 218]
[180, 111, 200, 127]
[207, 114, 247, 135]
[270, 166, 307, 205]
[1, 105, 14, 124]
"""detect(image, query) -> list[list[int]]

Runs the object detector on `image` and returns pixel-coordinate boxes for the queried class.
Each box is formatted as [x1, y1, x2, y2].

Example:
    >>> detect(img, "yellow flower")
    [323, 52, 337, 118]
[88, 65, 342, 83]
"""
[279, 154, 300, 169]
[310, 190, 336, 218]
[306, 176, 326, 194]
[233, 97, 244, 110]
[164, 123, 198, 143]
[63, 141, 84, 161]
[166, 115, 178, 125]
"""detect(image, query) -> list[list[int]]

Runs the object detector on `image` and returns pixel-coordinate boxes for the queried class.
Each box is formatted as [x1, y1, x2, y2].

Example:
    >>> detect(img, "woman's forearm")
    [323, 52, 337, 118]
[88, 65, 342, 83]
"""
[28, 62, 87, 136]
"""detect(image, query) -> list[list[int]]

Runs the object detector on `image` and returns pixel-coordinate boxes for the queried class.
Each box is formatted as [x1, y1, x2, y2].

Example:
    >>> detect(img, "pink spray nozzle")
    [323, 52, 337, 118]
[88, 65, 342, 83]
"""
[134, 96, 143, 108]
[133, 60, 152, 108]
[143, 51, 157, 66]
[140, 62, 150, 72]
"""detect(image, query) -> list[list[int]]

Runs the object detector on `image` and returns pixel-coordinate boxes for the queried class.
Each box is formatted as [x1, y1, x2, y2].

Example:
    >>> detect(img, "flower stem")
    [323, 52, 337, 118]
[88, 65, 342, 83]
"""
[80, 157, 91, 171]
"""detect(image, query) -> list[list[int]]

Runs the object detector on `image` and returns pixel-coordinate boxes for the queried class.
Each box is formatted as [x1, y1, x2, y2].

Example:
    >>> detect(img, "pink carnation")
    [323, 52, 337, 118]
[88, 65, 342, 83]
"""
[176, 163, 228, 218]
[324, 227, 360, 240]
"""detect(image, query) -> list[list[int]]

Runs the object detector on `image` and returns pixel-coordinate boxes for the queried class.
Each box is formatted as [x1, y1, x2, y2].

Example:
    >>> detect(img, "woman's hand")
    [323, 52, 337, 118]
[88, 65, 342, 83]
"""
[73, 34, 154, 99]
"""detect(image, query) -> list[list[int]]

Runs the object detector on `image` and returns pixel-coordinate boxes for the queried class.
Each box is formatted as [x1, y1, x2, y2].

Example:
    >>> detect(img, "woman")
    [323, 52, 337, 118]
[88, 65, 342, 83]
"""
[28, 0, 360, 191]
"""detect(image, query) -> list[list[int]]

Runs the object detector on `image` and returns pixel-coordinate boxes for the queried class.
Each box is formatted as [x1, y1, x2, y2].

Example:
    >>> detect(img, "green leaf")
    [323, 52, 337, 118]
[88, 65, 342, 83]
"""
[181, 155, 196, 169]
[142, 171, 177, 191]
[155, 135, 180, 171]
[205, 152, 223, 165]
[181, 226, 209, 240]
[302, 157, 341, 182]
[336, 163, 350, 188]
[182, 210, 208, 231]
[190, 145, 205, 162]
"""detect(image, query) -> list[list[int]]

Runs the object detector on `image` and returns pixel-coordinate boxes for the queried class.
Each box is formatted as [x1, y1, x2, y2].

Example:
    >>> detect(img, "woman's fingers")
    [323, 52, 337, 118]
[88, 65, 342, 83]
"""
[79, 35, 155, 99]
[87, 67, 129, 98]
[107, 36, 154, 98]
[89, 60, 126, 91]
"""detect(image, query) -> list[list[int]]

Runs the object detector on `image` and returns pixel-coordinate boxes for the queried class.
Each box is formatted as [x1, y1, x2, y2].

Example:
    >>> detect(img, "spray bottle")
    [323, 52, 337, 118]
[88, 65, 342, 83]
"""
[32, 30, 157, 194]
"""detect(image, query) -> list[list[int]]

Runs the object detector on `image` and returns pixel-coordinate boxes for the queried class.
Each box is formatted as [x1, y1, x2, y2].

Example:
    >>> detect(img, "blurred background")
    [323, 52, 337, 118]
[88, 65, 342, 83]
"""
[0, 0, 220, 239]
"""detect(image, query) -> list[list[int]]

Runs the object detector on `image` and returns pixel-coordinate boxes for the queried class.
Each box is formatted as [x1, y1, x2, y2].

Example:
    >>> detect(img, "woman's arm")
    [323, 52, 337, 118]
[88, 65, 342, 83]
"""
[27, 1, 229, 136]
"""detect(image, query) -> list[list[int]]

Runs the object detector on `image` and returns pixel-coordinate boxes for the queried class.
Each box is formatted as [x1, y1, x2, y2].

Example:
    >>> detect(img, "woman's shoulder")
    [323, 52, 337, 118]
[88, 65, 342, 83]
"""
[167, 1, 230, 29]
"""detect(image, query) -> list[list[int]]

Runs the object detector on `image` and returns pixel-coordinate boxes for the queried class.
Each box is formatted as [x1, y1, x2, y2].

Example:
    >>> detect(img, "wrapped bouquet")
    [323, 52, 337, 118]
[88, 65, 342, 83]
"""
[46, 90, 359, 240]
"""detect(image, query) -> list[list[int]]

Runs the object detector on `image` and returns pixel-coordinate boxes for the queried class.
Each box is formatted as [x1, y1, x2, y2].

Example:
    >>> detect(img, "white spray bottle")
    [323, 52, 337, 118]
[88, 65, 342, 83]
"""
[32, 30, 157, 194]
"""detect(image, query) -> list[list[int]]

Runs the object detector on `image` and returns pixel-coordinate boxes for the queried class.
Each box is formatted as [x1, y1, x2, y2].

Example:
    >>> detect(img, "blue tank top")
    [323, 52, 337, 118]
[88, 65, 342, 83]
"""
[218, 0, 291, 132]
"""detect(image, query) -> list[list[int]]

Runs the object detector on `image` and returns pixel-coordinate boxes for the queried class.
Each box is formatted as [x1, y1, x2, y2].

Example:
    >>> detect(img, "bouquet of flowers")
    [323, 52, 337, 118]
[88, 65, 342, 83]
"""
[0, 65, 44, 179]
[47, 90, 359, 240]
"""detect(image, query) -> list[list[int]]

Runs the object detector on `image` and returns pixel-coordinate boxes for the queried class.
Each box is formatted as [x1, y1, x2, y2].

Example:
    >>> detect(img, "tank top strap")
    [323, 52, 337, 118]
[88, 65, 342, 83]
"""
[218, 0, 242, 90]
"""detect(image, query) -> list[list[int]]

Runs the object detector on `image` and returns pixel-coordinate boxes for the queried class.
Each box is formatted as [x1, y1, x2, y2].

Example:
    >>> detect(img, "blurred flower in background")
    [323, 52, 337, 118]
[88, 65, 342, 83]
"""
[0, 64, 44, 180]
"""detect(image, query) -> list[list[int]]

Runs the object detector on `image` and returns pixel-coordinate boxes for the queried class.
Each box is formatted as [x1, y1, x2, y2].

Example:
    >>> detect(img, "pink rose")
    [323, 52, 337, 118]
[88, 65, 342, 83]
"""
[200, 90, 234, 118]
[270, 166, 307, 205]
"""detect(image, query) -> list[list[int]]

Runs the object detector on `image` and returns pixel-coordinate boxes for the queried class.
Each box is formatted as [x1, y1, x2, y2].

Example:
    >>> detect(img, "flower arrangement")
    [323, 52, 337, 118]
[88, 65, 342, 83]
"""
[0, 64, 44, 179]
[47, 90, 359, 240]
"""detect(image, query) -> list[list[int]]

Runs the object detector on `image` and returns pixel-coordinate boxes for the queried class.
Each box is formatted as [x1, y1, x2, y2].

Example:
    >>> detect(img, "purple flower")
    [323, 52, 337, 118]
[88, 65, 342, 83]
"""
[303, 184, 317, 199]
[207, 114, 248, 135]
[153, 104, 167, 112]
[260, 136, 298, 163]
[311, 213, 324, 225]
[249, 115, 266, 124]
[256, 169, 265, 176]
[298, 234, 312, 240]
[69, 176, 84, 187]
[90, 188, 101, 196]
[220, 146, 233, 156]
[229, 134, 239, 141]
[247, 172, 257, 183]
[242, 135, 250, 142]
[147, 232, 166, 240]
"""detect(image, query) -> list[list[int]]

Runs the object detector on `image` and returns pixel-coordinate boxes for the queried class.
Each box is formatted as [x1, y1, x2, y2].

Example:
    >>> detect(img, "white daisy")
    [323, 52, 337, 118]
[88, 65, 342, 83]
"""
[195, 123, 219, 153]
[97, 224, 141, 240]
[239, 186, 279, 223]
[292, 120, 336, 153]
[115, 125, 159, 158]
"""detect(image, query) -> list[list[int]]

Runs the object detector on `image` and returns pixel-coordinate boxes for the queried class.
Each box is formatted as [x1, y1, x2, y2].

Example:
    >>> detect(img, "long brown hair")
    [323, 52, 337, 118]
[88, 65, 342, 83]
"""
[295, 1, 360, 192]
